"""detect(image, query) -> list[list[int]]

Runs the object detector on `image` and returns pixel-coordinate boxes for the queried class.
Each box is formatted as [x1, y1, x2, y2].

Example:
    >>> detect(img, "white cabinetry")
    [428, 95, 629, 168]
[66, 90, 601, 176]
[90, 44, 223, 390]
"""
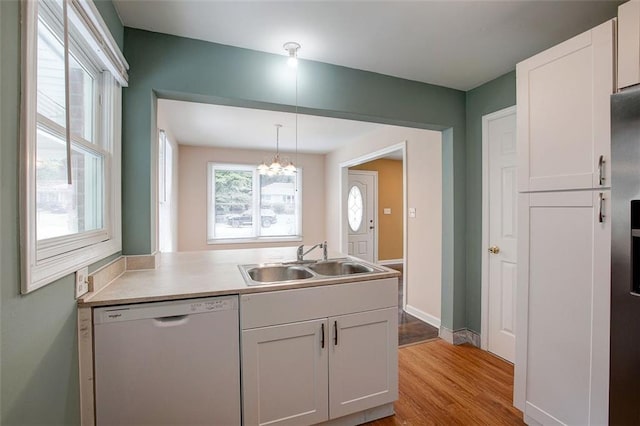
[242, 319, 329, 426]
[515, 19, 614, 426]
[619, 0, 640, 89]
[517, 20, 614, 192]
[241, 279, 398, 426]
[516, 191, 610, 425]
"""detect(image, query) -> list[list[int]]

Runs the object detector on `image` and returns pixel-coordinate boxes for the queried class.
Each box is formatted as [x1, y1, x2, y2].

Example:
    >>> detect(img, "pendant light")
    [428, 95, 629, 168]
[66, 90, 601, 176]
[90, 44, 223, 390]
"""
[257, 42, 301, 177]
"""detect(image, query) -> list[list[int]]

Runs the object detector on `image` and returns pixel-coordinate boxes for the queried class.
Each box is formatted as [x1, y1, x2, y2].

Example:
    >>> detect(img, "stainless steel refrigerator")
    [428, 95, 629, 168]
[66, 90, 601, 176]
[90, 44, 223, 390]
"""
[610, 84, 640, 425]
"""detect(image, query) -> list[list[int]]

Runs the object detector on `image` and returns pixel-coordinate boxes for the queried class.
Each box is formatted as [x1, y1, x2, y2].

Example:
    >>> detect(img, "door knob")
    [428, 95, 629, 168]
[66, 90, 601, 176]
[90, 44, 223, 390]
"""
[488, 246, 500, 254]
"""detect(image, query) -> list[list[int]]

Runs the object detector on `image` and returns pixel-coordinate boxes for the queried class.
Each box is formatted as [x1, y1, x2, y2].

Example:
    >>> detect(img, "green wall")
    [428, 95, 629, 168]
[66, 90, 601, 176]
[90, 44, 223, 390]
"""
[93, 0, 124, 50]
[464, 71, 516, 333]
[0, 1, 123, 424]
[121, 28, 469, 330]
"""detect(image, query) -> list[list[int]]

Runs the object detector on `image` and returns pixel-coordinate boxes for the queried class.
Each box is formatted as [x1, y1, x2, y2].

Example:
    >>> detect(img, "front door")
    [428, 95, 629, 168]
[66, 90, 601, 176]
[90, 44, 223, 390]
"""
[486, 108, 517, 363]
[347, 171, 376, 263]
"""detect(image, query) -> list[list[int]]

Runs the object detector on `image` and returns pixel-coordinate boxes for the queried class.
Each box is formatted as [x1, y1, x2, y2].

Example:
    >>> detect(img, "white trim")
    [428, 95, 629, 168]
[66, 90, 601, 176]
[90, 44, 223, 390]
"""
[377, 258, 403, 266]
[404, 304, 441, 329]
[68, 0, 128, 85]
[480, 105, 517, 351]
[19, 1, 122, 293]
[339, 141, 407, 307]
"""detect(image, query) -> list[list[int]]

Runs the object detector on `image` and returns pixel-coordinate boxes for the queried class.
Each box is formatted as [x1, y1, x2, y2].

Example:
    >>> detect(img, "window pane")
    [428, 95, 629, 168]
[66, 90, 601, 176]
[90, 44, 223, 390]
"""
[348, 185, 363, 232]
[37, 17, 66, 127]
[36, 128, 104, 240]
[212, 169, 253, 239]
[259, 174, 299, 237]
[69, 54, 94, 142]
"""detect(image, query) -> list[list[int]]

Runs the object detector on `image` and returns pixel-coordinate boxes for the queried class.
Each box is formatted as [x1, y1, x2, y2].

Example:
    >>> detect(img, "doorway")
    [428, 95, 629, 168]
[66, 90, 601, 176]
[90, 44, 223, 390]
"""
[481, 106, 517, 363]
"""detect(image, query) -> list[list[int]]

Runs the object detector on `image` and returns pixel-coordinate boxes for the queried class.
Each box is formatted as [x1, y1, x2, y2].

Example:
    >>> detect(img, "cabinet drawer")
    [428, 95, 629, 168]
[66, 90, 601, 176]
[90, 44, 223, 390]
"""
[241, 278, 397, 329]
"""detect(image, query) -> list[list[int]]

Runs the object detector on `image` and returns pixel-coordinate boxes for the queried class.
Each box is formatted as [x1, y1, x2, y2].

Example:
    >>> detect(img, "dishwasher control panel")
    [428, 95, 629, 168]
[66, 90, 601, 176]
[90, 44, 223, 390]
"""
[94, 295, 238, 324]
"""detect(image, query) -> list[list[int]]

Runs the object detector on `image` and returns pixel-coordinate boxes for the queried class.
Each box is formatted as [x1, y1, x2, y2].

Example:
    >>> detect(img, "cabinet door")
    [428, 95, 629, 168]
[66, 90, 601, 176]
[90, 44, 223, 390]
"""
[618, 0, 640, 90]
[517, 20, 614, 192]
[515, 191, 610, 425]
[329, 307, 398, 419]
[242, 319, 328, 426]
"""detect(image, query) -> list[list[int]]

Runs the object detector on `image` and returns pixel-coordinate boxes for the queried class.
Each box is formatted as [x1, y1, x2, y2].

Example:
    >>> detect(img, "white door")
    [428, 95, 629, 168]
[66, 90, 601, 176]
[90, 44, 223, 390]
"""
[242, 319, 329, 426]
[516, 20, 614, 192]
[347, 171, 376, 262]
[328, 308, 398, 419]
[485, 108, 517, 363]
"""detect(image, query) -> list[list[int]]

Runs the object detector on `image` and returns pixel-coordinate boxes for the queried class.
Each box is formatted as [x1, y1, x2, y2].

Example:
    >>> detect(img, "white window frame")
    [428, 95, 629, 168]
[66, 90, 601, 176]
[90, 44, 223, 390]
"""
[207, 163, 303, 244]
[20, 0, 128, 294]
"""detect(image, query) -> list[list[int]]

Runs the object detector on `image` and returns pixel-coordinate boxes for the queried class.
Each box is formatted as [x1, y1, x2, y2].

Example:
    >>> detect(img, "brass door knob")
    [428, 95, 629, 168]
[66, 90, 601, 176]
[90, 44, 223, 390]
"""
[488, 246, 500, 254]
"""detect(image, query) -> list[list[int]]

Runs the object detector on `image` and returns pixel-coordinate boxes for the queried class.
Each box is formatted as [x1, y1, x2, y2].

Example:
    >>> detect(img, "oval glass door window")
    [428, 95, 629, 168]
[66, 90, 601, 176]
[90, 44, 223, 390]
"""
[348, 185, 363, 232]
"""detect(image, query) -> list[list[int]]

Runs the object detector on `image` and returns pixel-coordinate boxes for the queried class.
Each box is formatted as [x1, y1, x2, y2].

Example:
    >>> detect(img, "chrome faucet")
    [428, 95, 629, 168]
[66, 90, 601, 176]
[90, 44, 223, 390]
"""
[297, 241, 328, 262]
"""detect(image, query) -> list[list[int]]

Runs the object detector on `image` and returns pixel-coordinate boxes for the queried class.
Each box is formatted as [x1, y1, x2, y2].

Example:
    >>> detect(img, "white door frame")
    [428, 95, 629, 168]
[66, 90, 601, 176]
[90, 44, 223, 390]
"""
[338, 141, 407, 301]
[481, 105, 517, 351]
[347, 170, 378, 262]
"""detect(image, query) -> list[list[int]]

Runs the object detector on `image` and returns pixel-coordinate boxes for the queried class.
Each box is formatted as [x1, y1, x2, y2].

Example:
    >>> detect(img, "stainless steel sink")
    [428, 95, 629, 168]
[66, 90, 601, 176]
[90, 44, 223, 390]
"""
[308, 260, 373, 276]
[246, 265, 313, 283]
[239, 258, 386, 286]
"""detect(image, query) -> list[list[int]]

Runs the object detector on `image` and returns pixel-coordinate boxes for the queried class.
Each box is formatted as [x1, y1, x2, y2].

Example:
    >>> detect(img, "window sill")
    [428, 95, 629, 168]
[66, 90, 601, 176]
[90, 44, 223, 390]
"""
[207, 236, 303, 245]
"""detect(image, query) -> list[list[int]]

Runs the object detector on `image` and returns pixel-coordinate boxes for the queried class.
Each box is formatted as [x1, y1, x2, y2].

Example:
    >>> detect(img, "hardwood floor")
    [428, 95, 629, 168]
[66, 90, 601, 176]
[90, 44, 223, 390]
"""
[369, 340, 525, 425]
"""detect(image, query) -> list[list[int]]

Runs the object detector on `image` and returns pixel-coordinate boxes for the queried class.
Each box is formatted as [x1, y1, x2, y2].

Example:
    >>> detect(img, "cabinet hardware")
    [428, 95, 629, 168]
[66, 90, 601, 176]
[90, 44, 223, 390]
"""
[598, 155, 605, 185]
[334, 321, 338, 346]
[599, 192, 605, 223]
[321, 323, 325, 349]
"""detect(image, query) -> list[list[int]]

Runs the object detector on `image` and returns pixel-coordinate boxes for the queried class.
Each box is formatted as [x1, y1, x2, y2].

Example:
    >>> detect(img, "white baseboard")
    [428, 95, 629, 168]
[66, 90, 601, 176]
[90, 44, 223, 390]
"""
[377, 259, 404, 266]
[404, 304, 441, 329]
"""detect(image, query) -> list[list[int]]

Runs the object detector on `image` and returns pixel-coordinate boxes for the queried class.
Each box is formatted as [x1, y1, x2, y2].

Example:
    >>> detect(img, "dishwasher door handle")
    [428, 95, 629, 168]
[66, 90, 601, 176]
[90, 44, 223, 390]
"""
[153, 315, 190, 327]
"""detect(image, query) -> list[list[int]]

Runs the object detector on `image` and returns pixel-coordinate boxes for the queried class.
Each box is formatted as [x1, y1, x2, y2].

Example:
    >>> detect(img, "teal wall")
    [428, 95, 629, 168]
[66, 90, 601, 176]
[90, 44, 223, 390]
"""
[121, 28, 469, 330]
[464, 71, 516, 333]
[0, 1, 123, 424]
[93, 0, 124, 50]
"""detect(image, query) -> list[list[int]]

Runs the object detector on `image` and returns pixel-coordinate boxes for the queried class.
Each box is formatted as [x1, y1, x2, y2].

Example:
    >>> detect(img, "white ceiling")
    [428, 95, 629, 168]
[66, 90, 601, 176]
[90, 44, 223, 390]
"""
[113, 0, 620, 91]
[157, 99, 387, 154]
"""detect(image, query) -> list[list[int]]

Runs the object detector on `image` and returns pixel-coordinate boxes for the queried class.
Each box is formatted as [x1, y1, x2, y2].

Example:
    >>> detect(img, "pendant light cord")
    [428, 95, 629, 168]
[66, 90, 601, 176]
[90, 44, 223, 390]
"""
[295, 62, 299, 191]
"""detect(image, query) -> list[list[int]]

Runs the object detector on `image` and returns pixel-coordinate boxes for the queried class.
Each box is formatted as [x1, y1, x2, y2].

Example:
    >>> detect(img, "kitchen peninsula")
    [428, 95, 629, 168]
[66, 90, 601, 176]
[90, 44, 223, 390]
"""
[78, 247, 400, 426]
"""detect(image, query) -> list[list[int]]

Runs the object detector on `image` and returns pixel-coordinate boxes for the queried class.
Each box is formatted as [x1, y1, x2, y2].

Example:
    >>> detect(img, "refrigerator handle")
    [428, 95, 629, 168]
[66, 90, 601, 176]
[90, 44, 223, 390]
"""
[599, 192, 605, 223]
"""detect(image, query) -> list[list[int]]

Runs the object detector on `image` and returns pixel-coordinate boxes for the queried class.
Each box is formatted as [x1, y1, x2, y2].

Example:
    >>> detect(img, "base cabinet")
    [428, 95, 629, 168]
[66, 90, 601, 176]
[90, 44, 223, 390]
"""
[241, 279, 398, 426]
[329, 309, 398, 419]
[242, 319, 329, 426]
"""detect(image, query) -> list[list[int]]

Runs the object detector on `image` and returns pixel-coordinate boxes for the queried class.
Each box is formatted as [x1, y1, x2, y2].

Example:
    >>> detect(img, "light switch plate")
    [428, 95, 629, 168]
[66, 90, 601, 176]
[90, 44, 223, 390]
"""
[409, 207, 416, 218]
[383, 208, 391, 215]
[75, 267, 89, 298]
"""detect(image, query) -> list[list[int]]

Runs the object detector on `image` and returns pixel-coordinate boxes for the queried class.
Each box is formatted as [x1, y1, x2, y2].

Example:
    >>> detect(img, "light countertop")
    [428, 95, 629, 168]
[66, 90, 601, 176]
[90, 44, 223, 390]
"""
[79, 247, 400, 307]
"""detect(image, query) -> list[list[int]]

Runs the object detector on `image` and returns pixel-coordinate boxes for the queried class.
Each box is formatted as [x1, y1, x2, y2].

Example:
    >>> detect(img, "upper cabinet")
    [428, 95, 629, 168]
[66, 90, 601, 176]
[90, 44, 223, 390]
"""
[517, 20, 615, 192]
[619, 0, 640, 90]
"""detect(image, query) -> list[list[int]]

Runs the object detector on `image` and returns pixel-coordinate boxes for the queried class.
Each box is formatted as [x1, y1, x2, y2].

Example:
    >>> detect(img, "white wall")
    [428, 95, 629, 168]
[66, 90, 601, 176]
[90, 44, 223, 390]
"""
[157, 113, 180, 253]
[178, 145, 326, 251]
[325, 126, 442, 324]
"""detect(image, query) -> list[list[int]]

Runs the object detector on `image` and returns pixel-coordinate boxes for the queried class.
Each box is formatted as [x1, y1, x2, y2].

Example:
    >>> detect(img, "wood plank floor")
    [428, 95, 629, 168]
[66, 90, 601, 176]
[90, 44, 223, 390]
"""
[369, 340, 525, 425]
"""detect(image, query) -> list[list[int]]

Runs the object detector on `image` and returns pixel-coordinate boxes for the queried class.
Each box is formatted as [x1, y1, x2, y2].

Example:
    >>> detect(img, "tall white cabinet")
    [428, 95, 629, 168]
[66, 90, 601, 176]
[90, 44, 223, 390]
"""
[515, 20, 614, 426]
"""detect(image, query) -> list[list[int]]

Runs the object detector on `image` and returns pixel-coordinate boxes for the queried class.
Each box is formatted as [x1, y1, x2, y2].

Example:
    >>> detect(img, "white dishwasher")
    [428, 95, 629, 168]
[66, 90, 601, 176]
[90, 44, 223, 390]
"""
[93, 295, 241, 425]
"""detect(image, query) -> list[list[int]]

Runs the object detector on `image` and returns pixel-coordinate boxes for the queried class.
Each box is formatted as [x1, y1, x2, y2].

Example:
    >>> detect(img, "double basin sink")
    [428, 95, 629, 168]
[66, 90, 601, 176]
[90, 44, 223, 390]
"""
[239, 258, 385, 286]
